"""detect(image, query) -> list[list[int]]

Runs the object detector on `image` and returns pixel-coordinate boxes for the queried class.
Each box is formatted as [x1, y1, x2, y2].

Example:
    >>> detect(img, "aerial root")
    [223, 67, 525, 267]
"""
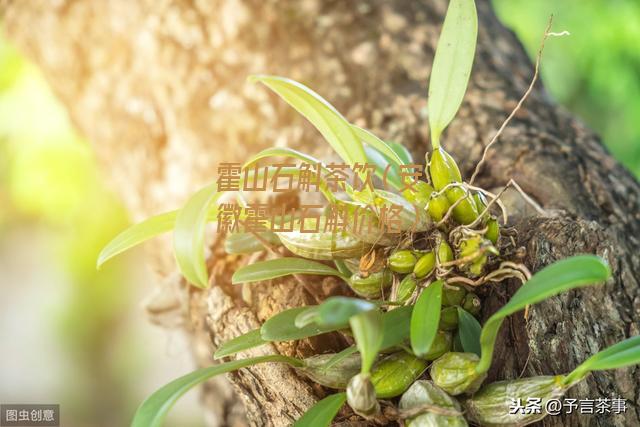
[469, 16, 568, 185]
[445, 261, 531, 288]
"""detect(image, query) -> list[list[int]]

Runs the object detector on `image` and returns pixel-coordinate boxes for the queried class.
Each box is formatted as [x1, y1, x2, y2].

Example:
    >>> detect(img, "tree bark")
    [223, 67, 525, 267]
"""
[2, 0, 639, 426]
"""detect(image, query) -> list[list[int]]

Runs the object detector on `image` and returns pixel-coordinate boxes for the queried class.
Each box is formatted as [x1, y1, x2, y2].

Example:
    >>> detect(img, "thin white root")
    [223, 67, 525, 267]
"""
[445, 261, 530, 288]
[465, 183, 509, 225]
[469, 16, 568, 185]
[508, 179, 547, 217]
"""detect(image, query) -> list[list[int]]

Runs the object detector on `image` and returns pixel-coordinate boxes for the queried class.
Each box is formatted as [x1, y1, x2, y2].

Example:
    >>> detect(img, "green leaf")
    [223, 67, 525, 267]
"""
[245, 146, 326, 169]
[333, 259, 353, 277]
[214, 329, 266, 359]
[293, 392, 346, 427]
[388, 141, 413, 165]
[428, 0, 478, 148]
[364, 145, 403, 190]
[97, 210, 178, 268]
[132, 355, 301, 427]
[315, 297, 377, 328]
[565, 335, 640, 384]
[218, 301, 371, 358]
[352, 125, 403, 166]
[497, 255, 610, 315]
[232, 257, 347, 284]
[453, 331, 464, 352]
[476, 255, 611, 374]
[224, 231, 281, 254]
[173, 183, 221, 288]
[323, 306, 414, 371]
[261, 305, 412, 350]
[249, 75, 367, 167]
[381, 305, 413, 349]
[350, 309, 384, 374]
[410, 280, 444, 357]
[322, 346, 359, 370]
[294, 306, 321, 329]
[457, 307, 481, 356]
[261, 306, 348, 342]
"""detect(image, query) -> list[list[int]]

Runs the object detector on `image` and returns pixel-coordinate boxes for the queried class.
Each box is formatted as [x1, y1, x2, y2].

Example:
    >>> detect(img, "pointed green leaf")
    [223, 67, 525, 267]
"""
[317, 297, 377, 328]
[97, 210, 178, 268]
[232, 257, 347, 284]
[410, 280, 443, 357]
[299, 297, 377, 329]
[566, 335, 640, 384]
[352, 125, 403, 166]
[477, 255, 611, 374]
[496, 255, 610, 315]
[381, 305, 413, 349]
[294, 306, 324, 329]
[261, 306, 348, 342]
[214, 329, 266, 359]
[249, 75, 367, 166]
[294, 392, 346, 427]
[245, 146, 326, 169]
[216, 302, 373, 359]
[457, 307, 481, 356]
[364, 145, 403, 190]
[428, 0, 478, 147]
[261, 305, 412, 350]
[350, 309, 384, 374]
[590, 346, 640, 371]
[388, 141, 413, 165]
[173, 183, 221, 288]
[324, 306, 413, 371]
[132, 355, 301, 427]
[580, 335, 640, 370]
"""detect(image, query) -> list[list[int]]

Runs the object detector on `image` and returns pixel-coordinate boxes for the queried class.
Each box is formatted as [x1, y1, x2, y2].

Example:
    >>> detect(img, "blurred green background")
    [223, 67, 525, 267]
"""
[0, 31, 200, 427]
[493, 0, 640, 176]
[0, 1, 638, 426]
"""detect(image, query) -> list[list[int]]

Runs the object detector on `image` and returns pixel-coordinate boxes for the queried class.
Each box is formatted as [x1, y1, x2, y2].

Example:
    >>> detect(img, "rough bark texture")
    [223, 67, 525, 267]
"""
[2, 0, 639, 426]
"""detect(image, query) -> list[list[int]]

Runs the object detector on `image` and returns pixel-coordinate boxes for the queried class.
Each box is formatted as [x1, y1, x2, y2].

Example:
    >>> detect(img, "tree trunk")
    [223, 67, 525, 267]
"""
[2, 0, 639, 425]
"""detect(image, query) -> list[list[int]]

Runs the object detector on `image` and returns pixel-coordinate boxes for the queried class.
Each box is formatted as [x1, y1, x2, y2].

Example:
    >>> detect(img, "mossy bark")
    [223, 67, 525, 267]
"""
[2, 0, 638, 425]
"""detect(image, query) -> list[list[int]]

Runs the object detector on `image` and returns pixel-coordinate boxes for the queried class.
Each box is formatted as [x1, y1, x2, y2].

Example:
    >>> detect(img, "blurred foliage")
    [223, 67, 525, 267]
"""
[493, 0, 640, 176]
[0, 32, 138, 426]
[0, 29, 201, 427]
